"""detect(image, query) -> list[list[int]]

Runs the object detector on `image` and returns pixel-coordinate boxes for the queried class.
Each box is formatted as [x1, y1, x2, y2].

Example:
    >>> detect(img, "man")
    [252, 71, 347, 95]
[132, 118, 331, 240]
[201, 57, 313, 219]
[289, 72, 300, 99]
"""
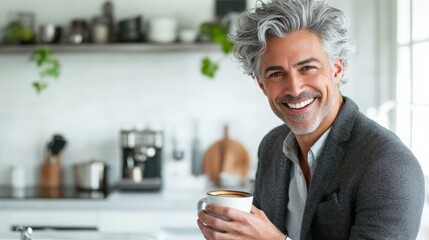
[197, 0, 425, 239]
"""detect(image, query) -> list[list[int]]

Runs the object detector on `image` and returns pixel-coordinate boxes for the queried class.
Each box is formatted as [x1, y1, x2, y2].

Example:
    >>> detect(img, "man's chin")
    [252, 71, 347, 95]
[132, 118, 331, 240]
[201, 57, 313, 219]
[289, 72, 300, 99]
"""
[285, 120, 320, 135]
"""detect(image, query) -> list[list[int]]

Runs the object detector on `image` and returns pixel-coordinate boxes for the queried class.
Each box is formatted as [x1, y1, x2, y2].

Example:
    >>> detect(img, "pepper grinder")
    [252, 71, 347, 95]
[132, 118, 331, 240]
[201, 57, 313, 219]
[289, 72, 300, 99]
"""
[102, 0, 115, 42]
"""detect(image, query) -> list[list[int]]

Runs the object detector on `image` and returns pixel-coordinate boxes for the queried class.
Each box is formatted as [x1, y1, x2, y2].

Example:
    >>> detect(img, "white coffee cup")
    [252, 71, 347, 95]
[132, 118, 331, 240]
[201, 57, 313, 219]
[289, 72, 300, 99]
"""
[197, 190, 253, 220]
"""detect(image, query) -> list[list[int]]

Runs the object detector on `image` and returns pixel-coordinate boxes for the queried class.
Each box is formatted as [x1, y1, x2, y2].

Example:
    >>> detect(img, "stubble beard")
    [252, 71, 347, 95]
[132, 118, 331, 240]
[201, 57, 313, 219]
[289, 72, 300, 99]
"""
[274, 81, 337, 135]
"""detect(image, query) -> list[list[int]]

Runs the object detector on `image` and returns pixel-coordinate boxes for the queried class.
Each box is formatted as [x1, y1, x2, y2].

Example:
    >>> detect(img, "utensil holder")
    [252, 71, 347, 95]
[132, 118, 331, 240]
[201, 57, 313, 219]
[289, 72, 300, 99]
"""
[40, 163, 61, 188]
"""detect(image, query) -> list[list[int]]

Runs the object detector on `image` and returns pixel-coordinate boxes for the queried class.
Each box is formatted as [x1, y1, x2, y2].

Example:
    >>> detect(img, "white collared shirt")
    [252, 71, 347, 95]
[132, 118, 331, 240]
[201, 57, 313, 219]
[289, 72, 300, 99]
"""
[283, 128, 331, 240]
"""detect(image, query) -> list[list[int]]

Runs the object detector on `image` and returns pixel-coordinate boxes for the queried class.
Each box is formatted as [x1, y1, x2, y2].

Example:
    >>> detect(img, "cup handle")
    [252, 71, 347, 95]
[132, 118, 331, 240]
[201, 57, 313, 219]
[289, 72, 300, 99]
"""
[197, 197, 207, 212]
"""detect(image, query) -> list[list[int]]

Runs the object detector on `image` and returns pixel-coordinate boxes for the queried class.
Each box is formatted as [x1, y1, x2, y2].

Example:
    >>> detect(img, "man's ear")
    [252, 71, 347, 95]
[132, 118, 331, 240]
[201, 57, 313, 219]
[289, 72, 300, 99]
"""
[333, 57, 344, 84]
[256, 77, 268, 96]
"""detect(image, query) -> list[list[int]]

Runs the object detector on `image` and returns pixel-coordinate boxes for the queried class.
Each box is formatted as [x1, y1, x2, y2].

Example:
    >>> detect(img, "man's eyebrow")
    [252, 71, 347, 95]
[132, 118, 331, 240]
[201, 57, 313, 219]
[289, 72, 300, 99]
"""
[263, 66, 284, 74]
[293, 57, 321, 68]
[263, 58, 321, 74]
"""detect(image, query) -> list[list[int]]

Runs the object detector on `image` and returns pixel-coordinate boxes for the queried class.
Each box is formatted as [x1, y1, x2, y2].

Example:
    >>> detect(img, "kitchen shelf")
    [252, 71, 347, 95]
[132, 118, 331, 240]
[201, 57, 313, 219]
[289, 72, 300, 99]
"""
[0, 43, 220, 54]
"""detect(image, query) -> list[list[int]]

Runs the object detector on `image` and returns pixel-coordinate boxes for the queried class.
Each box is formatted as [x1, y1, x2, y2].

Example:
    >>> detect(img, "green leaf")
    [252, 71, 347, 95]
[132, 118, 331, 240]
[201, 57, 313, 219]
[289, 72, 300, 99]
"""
[221, 38, 234, 54]
[30, 47, 52, 67]
[200, 22, 214, 35]
[33, 81, 48, 94]
[198, 21, 235, 79]
[210, 27, 228, 44]
[29, 46, 61, 94]
[201, 57, 219, 78]
[40, 60, 61, 78]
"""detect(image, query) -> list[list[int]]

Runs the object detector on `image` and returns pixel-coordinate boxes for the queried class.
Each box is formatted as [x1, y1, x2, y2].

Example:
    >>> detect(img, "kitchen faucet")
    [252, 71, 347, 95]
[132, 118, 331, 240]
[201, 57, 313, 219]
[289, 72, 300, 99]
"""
[14, 226, 32, 240]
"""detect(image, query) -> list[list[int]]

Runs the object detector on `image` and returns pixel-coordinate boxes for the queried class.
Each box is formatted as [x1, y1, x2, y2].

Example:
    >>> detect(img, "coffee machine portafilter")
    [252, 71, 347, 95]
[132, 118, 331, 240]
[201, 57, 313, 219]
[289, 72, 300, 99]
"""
[117, 128, 163, 191]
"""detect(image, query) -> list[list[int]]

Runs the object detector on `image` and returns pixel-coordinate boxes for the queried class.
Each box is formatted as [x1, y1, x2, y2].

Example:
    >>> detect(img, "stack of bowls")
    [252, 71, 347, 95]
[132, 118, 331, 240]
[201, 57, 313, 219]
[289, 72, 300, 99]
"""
[148, 17, 177, 43]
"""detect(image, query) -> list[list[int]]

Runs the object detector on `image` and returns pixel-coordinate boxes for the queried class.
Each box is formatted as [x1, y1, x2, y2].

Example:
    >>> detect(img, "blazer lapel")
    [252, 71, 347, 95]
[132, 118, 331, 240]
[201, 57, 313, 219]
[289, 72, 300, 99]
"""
[300, 140, 345, 239]
[300, 97, 359, 239]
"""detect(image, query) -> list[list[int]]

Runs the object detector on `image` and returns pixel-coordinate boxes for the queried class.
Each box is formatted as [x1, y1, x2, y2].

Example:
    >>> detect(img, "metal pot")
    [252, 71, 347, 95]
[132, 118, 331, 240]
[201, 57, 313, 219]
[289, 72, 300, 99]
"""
[38, 24, 62, 43]
[73, 160, 107, 191]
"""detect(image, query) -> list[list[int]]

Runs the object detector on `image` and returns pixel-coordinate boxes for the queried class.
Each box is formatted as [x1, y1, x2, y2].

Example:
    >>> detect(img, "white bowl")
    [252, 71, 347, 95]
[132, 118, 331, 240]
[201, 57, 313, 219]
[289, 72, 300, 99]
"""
[148, 17, 177, 43]
[148, 32, 177, 43]
[179, 29, 197, 43]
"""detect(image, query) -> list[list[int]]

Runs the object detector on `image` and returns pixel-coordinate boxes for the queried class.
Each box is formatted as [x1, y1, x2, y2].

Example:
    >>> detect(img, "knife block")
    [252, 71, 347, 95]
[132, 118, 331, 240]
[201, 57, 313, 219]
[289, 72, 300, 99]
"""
[40, 155, 62, 188]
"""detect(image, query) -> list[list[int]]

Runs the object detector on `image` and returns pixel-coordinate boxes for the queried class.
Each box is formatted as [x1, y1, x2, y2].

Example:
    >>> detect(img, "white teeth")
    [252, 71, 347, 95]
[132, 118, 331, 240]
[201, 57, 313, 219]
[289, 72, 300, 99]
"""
[287, 98, 315, 109]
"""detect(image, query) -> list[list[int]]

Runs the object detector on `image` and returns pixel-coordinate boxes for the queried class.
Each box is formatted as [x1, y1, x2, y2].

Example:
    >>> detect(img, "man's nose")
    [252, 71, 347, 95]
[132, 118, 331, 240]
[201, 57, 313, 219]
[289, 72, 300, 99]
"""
[286, 73, 304, 97]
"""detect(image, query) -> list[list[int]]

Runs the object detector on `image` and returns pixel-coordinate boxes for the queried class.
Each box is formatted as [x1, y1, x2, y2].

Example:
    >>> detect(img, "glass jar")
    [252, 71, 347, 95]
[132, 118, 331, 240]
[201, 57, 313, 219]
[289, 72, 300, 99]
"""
[68, 19, 89, 44]
[92, 17, 108, 43]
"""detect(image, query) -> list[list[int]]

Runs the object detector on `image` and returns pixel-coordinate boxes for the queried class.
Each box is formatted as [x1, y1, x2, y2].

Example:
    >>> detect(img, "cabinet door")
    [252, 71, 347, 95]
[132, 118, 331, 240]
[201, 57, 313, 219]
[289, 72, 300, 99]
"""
[98, 210, 197, 233]
[0, 210, 98, 232]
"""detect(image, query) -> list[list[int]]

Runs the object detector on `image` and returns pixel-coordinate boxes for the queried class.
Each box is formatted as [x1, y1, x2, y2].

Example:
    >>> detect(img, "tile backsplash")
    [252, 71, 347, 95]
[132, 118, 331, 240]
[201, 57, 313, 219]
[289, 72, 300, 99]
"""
[0, 52, 282, 186]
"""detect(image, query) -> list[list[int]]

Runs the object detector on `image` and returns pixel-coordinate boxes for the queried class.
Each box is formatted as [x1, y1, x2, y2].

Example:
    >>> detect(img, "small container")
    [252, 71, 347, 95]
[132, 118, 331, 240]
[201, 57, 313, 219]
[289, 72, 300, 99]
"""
[74, 160, 108, 191]
[69, 19, 89, 44]
[117, 16, 142, 42]
[92, 17, 108, 43]
[10, 166, 25, 188]
[179, 29, 197, 43]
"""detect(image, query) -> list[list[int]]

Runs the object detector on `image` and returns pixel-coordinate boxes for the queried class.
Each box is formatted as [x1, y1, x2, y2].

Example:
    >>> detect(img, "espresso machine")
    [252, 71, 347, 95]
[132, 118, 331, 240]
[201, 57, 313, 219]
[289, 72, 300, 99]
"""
[117, 128, 163, 191]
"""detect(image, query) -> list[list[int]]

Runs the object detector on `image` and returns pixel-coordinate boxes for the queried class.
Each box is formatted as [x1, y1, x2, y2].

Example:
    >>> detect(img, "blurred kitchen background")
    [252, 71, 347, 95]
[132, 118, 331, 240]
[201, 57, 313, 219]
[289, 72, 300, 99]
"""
[0, 0, 428, 239]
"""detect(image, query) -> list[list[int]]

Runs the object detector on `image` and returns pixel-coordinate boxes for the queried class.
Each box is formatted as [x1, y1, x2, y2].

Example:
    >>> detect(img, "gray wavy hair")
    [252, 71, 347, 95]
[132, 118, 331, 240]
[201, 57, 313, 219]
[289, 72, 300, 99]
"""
[229, 0, 354, 83]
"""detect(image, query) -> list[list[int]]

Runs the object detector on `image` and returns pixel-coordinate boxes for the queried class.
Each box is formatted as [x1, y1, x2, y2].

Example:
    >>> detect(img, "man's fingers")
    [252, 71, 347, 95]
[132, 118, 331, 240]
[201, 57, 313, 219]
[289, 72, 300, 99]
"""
[250, 205, 265, 217]
[198, 209, 228, 231]
[197, 218, 234, 240]
[206, 204, 242, 220]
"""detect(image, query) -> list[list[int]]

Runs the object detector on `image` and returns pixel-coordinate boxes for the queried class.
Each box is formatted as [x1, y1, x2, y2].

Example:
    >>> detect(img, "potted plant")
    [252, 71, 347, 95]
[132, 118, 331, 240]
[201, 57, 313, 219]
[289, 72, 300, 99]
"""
[199, 21, 234, 78]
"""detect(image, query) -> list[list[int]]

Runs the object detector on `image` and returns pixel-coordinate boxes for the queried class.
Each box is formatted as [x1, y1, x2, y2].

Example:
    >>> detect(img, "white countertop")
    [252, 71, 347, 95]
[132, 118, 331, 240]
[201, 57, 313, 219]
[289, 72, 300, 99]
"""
[0, 189, 200, 211]
[0, 174, 217, 210]
[0, 175, 251, 211]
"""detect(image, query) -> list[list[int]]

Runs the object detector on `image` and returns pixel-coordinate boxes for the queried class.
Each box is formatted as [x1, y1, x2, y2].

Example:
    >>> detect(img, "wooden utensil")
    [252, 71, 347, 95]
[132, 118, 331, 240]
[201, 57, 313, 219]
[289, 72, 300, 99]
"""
[202, 125, 250, 186]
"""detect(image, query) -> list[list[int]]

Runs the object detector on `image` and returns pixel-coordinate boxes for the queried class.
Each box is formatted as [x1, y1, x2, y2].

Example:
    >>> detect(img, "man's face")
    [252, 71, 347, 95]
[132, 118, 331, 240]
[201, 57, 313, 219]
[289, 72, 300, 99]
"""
[258, 30, 343, 135]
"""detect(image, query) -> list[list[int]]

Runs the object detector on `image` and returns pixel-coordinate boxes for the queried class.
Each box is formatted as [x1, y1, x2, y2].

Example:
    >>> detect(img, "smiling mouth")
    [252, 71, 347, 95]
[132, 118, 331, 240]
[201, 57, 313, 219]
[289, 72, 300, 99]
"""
[286, 98, 315, 109]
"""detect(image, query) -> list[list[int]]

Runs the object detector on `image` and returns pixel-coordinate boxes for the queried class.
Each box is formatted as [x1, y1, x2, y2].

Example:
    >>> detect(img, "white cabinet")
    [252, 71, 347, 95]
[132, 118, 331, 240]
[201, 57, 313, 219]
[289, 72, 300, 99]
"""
[0, 188, 204, 237]
[0, 208, 198, 233]
[98, 210, 197, 233]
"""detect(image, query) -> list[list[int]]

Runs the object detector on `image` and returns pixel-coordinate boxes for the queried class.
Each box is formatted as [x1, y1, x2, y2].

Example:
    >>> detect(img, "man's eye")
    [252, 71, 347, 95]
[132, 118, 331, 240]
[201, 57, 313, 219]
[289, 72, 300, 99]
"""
[269, 72, 284, 78]
[301, 66, 316, 72]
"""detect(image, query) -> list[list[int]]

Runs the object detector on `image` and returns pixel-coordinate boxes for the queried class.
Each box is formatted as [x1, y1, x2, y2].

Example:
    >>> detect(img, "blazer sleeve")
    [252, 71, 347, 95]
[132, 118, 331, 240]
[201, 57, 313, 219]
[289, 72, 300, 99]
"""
[349, 146, 425, 240]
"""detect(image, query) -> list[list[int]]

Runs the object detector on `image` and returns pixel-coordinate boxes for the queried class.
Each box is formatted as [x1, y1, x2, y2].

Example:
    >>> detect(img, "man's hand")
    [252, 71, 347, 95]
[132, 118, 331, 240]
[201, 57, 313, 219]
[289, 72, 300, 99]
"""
[197, 204, 286, 240]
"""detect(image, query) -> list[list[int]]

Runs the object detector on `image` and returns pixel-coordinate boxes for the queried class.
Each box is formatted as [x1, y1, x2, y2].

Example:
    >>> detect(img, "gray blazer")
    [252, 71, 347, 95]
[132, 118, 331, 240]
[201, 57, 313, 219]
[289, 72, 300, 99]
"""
[254, 97, 425, 240]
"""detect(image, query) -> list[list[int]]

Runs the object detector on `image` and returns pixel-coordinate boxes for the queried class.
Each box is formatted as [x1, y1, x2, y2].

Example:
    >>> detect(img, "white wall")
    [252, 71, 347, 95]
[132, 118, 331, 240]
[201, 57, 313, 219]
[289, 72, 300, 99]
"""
[0, 0, 395, 186]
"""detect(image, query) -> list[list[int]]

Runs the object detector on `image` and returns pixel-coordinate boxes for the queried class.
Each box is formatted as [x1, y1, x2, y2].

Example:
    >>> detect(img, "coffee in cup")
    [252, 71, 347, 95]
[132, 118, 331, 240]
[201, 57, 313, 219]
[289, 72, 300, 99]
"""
[197, 190, 253, 220]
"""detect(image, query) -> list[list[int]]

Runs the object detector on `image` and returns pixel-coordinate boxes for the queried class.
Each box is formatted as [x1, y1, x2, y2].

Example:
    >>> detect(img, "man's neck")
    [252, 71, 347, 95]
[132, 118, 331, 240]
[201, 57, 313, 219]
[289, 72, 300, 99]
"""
[296, 96, 344, 155]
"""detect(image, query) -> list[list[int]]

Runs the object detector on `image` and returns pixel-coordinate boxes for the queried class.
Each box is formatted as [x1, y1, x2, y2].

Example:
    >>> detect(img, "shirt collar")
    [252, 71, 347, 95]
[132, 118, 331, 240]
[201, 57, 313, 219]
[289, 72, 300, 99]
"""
[282, 127, 331, 165]
[310, 128, 331, 160]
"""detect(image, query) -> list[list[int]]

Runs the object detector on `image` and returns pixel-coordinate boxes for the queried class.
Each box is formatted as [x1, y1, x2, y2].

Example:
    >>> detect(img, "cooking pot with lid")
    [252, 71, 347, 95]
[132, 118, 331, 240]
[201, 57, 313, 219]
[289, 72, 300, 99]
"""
[73, 160, 108, 191]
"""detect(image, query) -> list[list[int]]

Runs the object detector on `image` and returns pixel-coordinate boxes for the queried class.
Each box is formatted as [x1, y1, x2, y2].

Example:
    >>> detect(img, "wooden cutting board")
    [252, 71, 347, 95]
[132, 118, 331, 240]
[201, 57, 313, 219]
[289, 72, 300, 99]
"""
[202, 125, 250, 186]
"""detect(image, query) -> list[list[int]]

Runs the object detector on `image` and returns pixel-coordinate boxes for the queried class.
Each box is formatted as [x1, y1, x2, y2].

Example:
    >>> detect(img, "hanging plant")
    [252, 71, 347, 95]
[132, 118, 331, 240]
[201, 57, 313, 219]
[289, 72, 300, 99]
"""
[29, 46, 61, 94]
[199, 22, 234, 78]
